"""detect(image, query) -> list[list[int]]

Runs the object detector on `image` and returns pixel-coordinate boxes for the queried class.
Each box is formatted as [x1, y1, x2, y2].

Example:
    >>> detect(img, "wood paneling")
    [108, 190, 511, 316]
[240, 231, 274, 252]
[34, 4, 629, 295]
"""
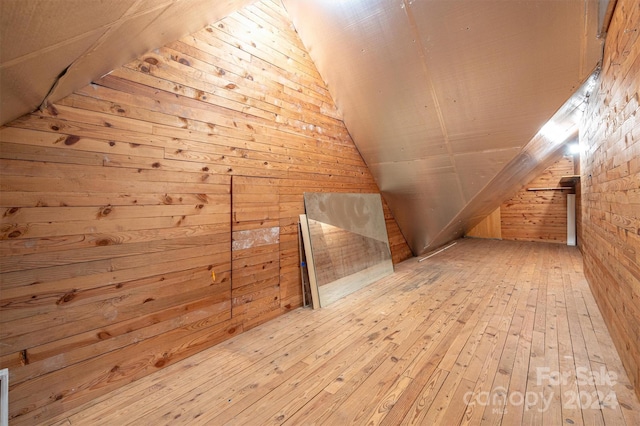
[40, 240, 640, 425]
[501, 156, 575, 244]
[0, 1, 412, 423]
[465, 207, 501, 239]
[232, 176, 281, 330]
[579, 0, 640, 402]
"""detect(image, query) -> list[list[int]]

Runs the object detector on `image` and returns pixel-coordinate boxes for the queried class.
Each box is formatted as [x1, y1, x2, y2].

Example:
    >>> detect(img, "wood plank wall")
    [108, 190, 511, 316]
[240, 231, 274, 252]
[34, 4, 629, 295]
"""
[580, 0, 640, 401]
[500, 155, 575, 243]
[0, 1, 413, 422]
[465, 207, 502, 239]
[232, 176, 282, 331]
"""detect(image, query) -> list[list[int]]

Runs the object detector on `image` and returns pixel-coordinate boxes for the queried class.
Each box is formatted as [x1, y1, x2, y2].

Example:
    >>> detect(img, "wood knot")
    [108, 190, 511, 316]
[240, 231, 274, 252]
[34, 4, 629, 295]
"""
[4, 207, 20, 217]
[97, 205, 113, 218]
[144, 57, 159, 65]
[225, 83, 237, 90]
[228, 327, 236, 334]
[95, 238, 113, 246]
[97, 331, 112, 340]
[178, 58, 190, 66]
[152, 162, 161, 168]
[7, 229, 23, 238]
[56, 291, 77, 305]
[19, 349, 29, 366]
[64, 135, 80, 145]
[50, 125, 60, 131]
[163, 195, 173, 205]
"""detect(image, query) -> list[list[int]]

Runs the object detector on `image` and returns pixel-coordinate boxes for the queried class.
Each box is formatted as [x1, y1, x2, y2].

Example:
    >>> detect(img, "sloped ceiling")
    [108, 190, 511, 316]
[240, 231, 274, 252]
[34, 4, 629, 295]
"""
[0, 0, 255, 125]
[282, 0, 603, 254]
[1, 0, 603, 255]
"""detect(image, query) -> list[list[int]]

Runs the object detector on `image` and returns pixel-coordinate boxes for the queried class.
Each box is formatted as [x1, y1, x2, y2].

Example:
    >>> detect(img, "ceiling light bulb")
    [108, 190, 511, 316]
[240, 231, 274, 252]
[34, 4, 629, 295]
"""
[568, 143, 581, 154]
[540, 121, 577, 144]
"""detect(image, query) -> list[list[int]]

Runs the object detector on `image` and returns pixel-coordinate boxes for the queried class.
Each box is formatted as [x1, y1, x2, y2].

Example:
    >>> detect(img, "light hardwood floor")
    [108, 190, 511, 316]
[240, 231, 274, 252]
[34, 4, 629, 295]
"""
[45, 239, 640, 425]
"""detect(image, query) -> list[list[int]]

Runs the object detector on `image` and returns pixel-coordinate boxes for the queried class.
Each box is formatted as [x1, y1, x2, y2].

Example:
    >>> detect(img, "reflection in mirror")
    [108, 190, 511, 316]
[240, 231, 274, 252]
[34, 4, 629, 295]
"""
[303, 193, 394, 307]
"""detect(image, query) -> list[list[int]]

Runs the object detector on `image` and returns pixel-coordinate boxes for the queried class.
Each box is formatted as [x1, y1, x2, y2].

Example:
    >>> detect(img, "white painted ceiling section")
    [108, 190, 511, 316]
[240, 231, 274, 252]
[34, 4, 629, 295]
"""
[0, 0, 606, 255]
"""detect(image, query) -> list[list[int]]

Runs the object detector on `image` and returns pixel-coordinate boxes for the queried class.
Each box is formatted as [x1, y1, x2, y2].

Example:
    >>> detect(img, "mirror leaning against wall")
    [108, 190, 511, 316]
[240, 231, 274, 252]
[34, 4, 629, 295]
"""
[300, 192, 394, 308]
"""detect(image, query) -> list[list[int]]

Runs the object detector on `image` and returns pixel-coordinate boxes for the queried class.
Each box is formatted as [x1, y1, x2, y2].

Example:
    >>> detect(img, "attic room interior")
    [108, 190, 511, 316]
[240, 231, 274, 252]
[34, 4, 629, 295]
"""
[0, 0, 639, 424]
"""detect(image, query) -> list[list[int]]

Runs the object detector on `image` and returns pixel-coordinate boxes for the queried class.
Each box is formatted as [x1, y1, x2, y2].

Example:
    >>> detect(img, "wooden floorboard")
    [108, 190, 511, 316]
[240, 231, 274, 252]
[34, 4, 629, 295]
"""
[43, 239, 640, 425]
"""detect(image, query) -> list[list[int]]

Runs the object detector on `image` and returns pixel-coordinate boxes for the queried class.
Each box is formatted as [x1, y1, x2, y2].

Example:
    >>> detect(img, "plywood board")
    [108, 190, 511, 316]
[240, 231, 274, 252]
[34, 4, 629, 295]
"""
[299, 214, 320, 309]
[465, 207, 501, 239]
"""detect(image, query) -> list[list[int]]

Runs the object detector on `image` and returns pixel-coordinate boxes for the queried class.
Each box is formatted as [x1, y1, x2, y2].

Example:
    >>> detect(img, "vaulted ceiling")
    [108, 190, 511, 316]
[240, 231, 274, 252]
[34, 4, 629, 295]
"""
[0, 0, 256, 125]
[282, 0, 603, 253]
[0, 0, 605, 254]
